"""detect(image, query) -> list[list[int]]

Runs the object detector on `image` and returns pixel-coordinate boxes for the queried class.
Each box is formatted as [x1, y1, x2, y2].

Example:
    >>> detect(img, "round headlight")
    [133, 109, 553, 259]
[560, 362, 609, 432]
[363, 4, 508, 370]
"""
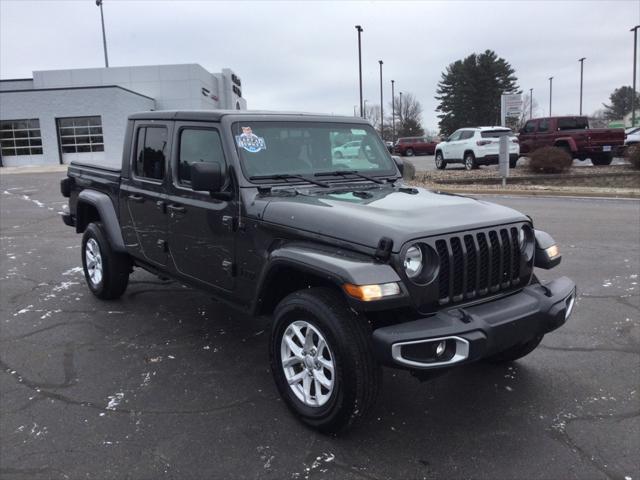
[519, 225, 535, 260]
[404, 245, 423, 278]
[518, 227, 526, 249]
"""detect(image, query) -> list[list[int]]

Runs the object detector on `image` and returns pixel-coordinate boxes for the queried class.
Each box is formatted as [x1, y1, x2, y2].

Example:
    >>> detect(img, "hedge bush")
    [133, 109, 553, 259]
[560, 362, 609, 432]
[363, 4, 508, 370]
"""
[527, 147, 573, 174]
[626, 144, 640, 169]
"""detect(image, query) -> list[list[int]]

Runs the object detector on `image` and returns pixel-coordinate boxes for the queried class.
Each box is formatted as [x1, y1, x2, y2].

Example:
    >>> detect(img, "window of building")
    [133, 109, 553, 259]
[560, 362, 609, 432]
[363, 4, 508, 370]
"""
[0, 119, 42, 156]
[135, 127, 167, 180]
[57, 116, 104, 153]
[178, 129, 225, 184]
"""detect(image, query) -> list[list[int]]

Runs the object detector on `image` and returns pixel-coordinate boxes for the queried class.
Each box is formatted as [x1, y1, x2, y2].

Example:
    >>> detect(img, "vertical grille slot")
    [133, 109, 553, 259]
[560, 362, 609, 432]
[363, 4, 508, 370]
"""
[477, 232, 490, 293]
[450, 237, 464, 298]
[435, 239, 450, 301]
[500, 229, 512, 286]
[510, 227, 521, 281]
[464, 234, 478, 296]
[488, 231, 501, 290]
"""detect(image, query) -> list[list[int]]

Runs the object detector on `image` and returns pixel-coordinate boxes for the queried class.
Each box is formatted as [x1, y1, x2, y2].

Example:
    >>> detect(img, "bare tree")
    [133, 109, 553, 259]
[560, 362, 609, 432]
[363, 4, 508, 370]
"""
[389, 92, 424, 138]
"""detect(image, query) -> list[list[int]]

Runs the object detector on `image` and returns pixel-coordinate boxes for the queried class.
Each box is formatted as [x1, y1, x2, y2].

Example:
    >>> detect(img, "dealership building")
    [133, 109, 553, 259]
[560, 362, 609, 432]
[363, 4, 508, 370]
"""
[0, 64, 246, 167]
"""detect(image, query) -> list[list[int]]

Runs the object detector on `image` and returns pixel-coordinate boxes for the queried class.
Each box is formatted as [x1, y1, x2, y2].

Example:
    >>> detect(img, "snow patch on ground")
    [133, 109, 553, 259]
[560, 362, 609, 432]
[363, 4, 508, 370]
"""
[106, 392, 124, 410]
[62, 266, 83, 276]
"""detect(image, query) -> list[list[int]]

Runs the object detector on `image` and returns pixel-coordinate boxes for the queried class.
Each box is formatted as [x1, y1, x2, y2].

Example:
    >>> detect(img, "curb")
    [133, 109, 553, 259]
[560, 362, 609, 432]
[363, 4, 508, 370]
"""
[424, 186, 640, 199]
[0, 165, 68, 175]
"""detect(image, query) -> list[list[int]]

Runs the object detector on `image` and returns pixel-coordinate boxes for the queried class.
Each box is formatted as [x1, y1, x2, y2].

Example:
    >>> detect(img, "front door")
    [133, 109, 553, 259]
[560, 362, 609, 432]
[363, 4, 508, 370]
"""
[120, 123, 171, 267]
[166, 123, 236, 291]
[444, 130, 463, 159]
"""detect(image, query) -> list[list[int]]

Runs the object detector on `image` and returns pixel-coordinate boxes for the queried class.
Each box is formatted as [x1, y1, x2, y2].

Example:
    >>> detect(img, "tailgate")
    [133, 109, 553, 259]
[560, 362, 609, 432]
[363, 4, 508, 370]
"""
[587, 129, 625, 148]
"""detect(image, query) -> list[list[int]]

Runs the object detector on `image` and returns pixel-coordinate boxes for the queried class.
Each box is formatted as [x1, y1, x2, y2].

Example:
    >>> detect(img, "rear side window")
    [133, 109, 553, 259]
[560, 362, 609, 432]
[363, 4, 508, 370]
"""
[481, 130, 512, 138]
[460, 131, 475, 140]
[178, 128, 225, 185]
[557, 117, 589, 130]
[135, 127, 167, 180]
[523, 121, 536, 133]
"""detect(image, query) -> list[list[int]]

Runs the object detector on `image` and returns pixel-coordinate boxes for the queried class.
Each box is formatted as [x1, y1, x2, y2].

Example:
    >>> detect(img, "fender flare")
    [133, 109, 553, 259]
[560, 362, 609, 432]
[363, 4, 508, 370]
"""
[77, 190, 126, 252]
[252, 243, 405, 314]
[554, 137, 577, 152]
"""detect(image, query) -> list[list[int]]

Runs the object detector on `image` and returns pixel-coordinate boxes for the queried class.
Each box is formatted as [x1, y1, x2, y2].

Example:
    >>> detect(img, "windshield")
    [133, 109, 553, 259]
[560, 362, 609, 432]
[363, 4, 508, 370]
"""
[232, 121, 396, 179]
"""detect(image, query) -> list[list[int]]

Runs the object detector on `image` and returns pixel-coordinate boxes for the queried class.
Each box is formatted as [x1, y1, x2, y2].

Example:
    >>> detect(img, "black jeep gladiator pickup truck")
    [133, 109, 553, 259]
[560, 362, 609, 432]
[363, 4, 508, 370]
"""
[61, 110, 576, 433]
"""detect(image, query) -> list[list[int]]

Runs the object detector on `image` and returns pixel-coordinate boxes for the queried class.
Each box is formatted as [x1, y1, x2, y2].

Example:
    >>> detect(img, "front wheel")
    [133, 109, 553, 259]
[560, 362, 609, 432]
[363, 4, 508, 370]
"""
[405, 148, 414, 157]
[435, 152, 447, 170]
[270, 287, 380, 434]
[81, 222, 131, 300]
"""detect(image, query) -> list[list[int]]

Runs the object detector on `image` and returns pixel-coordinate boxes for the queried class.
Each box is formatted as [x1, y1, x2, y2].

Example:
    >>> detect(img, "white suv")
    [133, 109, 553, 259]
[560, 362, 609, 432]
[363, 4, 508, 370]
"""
[434, 127, 520, 170]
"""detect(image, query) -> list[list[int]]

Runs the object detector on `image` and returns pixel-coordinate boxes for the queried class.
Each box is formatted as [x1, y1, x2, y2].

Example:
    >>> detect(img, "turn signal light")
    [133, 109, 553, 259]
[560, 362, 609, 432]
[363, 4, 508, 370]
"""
[343, 282, 400, 301]
[546, 244, 560, 259]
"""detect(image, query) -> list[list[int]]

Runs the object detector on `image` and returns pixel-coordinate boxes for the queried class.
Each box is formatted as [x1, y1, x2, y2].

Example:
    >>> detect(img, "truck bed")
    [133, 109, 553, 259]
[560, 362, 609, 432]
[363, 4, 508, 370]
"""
[64, 161, 122, 218]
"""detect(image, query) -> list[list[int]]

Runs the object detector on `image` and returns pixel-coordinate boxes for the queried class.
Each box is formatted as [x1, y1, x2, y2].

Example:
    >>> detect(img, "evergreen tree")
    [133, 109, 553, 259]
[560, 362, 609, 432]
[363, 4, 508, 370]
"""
[435, 50, 519, 136]
[602, 86, 640, 120]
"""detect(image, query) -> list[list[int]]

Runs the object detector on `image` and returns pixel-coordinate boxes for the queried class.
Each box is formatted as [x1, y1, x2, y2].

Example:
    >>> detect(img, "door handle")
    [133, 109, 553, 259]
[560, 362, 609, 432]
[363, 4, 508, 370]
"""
[128, 194, 144, 203]
[167, 204, 186, 213]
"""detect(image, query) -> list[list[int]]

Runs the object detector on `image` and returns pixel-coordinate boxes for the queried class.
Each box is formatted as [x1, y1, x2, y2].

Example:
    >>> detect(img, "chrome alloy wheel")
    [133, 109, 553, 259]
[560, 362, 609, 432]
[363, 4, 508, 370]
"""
[85, 238, 103, 286]
[280, 320, 335, 407]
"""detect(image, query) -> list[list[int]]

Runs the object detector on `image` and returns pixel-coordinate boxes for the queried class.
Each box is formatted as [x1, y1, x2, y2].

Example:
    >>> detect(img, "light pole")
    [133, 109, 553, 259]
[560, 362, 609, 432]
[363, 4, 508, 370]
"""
[549, 77, 553, 116]
[96, 0, 109, 68]
[353, 105, 357, 117]
[529, 88, 533, 119]
[355, 25, 364, 118]
[363, 99, 368, 119]
[578, 57, 586, 115]
[631, 25, 640, 127]
[378, 60, 384, 138]
[391, 80, 396, 142]
[399, 91, 403, 133]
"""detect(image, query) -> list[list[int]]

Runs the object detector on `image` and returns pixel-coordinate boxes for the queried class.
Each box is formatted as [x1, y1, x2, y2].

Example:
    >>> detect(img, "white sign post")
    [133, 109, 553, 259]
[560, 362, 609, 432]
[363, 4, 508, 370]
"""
[499, 134, 509, 187]
[500, 94, 523, 126]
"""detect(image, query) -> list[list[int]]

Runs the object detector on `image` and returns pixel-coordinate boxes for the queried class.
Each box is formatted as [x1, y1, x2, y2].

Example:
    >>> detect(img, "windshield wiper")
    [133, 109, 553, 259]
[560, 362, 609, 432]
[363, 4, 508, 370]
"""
[314, 170, 386, 184]
[249, 173, 330, 188]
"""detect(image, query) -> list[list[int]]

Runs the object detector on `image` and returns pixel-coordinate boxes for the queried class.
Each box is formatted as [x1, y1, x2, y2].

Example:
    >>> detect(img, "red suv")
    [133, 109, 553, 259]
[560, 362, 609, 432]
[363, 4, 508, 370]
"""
[394, 136, 438, 156]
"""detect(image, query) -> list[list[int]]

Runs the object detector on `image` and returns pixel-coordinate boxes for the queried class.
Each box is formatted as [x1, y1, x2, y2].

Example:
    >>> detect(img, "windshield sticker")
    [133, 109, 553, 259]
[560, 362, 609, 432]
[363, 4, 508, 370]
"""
[236, 126, 266, 153]
[351, 128, 366, 135]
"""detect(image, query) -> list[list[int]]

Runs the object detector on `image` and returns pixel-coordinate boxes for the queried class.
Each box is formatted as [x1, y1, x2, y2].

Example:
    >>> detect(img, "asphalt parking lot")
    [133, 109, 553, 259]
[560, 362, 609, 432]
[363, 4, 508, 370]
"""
[1, 171, 639, 480]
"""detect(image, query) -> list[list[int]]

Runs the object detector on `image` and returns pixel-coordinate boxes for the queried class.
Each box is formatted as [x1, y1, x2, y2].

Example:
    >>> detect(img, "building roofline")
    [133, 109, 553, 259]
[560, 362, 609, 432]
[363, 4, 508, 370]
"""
[0, 78, 33, 82]
[0, 84, 155, 101]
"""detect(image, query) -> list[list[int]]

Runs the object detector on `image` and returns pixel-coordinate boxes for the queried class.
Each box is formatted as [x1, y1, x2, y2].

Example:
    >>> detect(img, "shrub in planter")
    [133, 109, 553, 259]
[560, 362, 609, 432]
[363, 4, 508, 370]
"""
[528, 147, 573, 173]
[626, 144, 640, 169]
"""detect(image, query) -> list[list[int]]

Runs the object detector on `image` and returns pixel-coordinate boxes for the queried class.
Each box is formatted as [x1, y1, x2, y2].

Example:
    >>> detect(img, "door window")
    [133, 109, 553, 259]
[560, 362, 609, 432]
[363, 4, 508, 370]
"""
[523, 121, 537, 133]
[135, 127, 168, 180]
[178, 128, 225, 185]
[460, 130, 475, 140]
[448, 131, 462, 141]
[538, 119, 549, 133]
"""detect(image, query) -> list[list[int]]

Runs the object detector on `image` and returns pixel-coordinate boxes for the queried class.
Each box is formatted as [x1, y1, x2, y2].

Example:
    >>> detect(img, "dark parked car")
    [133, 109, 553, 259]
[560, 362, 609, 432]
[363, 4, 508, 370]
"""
[518, 116, 625, 165]
[61, 110, 576, 433]
[394, 136, 438, 156]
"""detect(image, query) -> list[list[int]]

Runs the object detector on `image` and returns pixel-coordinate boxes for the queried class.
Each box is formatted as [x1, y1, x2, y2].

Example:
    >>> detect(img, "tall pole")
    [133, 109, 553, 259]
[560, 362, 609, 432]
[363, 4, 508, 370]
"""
[391, 80, 396, 142]
[549, 77, 553, 116]
[529, 88, 533, 119]
[578, 57, 586, 116]
[355, 26, 364, 118]
[96, 0, 109, 68]
[378, 60, 384, 138]
[363, 100, 368, 119]
[632, 26, 640, 127]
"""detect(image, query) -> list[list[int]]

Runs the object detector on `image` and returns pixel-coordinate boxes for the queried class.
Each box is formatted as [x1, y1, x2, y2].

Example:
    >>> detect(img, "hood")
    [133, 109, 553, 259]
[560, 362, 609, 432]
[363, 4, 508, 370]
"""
[257, 185, 528, 251]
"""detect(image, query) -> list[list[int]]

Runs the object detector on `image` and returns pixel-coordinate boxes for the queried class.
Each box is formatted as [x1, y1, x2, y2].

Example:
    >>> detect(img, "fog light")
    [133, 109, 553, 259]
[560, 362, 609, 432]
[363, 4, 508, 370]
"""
[436, 340, 446, 357]
[546, 244, 560, 260]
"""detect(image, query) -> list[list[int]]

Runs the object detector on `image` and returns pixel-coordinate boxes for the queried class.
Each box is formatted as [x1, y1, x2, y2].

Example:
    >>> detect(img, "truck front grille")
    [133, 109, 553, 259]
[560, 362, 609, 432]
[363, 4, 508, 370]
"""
[435, 227, 522, 305]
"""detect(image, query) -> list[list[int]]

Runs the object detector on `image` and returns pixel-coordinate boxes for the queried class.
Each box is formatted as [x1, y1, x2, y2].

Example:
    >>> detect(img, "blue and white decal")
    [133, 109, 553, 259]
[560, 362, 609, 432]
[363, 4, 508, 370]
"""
[235, 126, 266, 153]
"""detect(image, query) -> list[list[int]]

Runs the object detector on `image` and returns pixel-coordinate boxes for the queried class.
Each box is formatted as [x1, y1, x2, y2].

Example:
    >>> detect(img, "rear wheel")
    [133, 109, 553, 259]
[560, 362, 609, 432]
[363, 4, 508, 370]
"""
[509, 157, 518, 168]
[591, 153, 613, 166]
[435, 151, 447, 170]
[81, 222, 131, 300]
[464, 152, 477, 170]
[269, 287, 380, 434]
[405, 148, 414, 157]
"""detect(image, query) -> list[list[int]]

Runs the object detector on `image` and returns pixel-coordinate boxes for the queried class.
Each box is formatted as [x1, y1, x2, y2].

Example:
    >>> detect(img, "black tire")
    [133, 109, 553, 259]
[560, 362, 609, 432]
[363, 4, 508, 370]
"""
[269, 287, 380, 434]
[81, 222, 131, 300]
[464, 152, 477, 170]
[435, 151, 447, 170]
[509, 157, 518, 168]
[591, 153, 613, 166]
[405, 148, 414, 157]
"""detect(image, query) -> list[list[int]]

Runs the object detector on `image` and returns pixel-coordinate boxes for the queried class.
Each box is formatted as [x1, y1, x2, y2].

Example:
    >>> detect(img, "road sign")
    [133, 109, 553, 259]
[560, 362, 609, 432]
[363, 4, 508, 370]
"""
[501, 94, 523, 125]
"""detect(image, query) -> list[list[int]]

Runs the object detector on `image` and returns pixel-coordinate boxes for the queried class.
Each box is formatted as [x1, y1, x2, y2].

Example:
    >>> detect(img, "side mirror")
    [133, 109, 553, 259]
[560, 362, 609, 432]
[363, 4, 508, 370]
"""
[191, 161, 224, 192]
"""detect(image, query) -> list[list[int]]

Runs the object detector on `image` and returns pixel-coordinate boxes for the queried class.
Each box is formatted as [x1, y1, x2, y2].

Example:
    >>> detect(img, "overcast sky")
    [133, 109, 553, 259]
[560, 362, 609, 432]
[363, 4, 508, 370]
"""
[1, 0, 639, 131]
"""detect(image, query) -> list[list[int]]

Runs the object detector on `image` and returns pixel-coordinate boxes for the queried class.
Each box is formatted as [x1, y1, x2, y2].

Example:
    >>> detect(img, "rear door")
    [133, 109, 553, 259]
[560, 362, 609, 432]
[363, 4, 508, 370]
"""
[119, 122, 171, 267]
[165, 122, 236, 291]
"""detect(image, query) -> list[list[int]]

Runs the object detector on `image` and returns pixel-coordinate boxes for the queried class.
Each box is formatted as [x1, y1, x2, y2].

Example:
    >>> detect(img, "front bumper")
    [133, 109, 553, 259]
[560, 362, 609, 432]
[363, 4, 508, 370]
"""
[372, 276, 576, 369]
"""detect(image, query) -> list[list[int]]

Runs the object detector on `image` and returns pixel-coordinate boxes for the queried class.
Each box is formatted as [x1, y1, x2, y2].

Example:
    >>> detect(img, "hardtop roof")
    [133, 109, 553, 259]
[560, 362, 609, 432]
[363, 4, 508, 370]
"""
[128, 109, 371, 124]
